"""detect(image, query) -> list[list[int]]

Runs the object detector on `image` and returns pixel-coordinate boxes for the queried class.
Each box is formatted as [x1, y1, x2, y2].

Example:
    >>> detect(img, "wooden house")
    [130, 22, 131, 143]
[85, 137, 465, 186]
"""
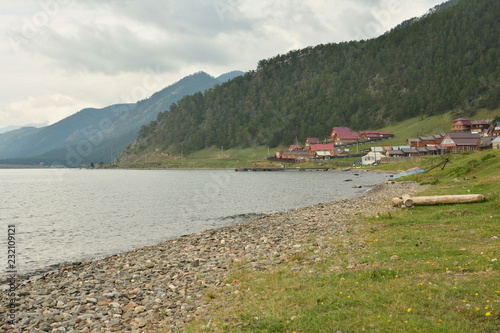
[304, 138, 320, 148]
[490, 122, 500, 137]
[386, 150, 405, 158]
[479, 137, 495, 150]
[471, 121, 491, 135]
[440, 132, 481, 154]
[419, 134, 444, 146]
[492, 136, 500, 149]
[309, 144, 338, 159]
[276, 150, 311, 161]
[328, 127, 360, 144]
[288, 145, 303, 151]
[407, 138, 421, 148]
[407, 134, 444, 148]
[401, 148, 419, 156]
[359, 131, 393, 140]
[451, 118, 472, 132]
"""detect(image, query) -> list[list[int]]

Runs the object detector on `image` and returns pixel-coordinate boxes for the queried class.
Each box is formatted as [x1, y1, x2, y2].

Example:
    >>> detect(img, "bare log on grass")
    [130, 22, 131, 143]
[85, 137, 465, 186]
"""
[402, 194, 413, 208]
[392, 197, 403, 207]
[393, 194, 485, 207]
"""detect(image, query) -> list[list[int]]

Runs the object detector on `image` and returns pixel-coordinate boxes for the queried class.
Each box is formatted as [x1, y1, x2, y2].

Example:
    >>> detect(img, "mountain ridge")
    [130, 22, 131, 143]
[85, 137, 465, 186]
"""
[0, 70, 244, 166]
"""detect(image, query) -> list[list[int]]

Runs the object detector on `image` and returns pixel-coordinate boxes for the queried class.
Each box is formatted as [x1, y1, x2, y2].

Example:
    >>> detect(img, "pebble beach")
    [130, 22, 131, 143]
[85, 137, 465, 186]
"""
[0, 180, 425, 333]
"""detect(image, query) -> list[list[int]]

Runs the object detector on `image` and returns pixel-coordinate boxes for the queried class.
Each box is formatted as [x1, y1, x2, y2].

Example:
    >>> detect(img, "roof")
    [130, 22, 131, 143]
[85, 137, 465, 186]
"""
[479, 137, 495, 147]
[419, 136, 438, 141]
[337, 131, 360, 140]
[289, 145, 302, 149]
[387, 150, 404, 155]
[359, 131, 392, 135]
[305, 138, 320, 144]
[401, 148, 419, 153]
[310, 144, 336, 151]
[364, 151, 385, 157]
[472, 121, 490, 125]
[443, 132, 481, 146]
[493, 136, 500, 142]
[453, 118, 472, 125]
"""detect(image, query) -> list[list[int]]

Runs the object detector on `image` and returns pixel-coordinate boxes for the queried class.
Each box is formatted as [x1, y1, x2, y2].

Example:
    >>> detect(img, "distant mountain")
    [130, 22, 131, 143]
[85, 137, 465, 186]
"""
[119, 0, 499, 161]
[0, 71, 243, 166]
[0, 123, 47, 134]
[216, 71, 245, 83]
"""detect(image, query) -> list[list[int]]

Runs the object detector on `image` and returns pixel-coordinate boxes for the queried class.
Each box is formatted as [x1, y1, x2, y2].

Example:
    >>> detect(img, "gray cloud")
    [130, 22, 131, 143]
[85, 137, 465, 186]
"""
[0, 0, 444, 126]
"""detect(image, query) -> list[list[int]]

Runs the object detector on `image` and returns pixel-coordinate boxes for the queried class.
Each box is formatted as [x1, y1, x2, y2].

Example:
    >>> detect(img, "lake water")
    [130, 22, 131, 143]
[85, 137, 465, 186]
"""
[0, 168, 390, 276]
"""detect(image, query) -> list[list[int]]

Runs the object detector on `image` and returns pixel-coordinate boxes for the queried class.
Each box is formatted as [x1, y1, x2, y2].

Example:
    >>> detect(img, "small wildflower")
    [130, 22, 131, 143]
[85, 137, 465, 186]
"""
[485, 312, 491, 316]
[407, 308, 412, 312]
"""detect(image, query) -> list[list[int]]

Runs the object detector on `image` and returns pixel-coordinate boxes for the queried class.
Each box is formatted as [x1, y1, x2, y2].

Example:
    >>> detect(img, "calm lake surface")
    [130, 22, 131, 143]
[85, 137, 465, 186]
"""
[0, 169, 390, 276]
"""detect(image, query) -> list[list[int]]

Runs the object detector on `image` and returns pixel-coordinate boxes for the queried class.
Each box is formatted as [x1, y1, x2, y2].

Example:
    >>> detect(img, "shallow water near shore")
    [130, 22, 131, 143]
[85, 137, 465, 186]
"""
[0, 168, 390, 276]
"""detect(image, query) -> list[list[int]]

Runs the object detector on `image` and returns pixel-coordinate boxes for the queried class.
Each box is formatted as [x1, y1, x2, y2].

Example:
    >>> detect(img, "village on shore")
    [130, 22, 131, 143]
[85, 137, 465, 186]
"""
[272, 118, 500, 165]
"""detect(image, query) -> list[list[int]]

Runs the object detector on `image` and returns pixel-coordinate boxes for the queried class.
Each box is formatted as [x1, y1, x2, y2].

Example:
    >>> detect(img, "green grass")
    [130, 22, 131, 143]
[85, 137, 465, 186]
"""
[185, 150, 500, 332]
[116, 145, 285, 169]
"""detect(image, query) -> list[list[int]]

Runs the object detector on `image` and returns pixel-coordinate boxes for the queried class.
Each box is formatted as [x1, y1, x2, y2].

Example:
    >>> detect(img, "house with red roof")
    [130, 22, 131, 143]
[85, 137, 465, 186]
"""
[304, 138, 320, 148]
[451, 118, 472, 132]
[328, 127, 360, 144]
[359, 131, 393, 141]
[309, 143, 338, 159]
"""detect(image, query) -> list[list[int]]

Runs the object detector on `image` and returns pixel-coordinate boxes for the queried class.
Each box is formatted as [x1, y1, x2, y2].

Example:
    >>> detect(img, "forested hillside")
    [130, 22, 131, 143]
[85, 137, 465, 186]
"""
[123, 0, 499, 158]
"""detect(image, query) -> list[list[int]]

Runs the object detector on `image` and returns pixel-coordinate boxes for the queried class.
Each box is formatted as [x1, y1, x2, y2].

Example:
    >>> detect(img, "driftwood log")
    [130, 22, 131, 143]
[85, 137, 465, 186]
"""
[392, 194, 485, 207]
[402, 194, 413, 208]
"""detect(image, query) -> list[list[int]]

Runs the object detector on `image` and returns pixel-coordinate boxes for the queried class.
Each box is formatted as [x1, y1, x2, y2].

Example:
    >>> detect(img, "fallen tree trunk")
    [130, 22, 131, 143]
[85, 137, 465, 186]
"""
[410, 194, 485, 205]
[392, 197, 403, 207]
[392, 194, 485, 207]
[402, 194, 413, 208]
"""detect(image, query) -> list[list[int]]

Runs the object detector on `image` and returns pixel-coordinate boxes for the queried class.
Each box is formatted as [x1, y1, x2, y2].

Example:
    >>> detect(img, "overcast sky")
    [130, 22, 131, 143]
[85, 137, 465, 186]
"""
[1, 0, 444, 127]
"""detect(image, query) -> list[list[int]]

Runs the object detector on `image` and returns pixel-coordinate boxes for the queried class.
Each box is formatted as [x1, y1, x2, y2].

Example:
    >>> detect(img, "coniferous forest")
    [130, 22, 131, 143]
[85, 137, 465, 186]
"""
[123, 0, 499, 157]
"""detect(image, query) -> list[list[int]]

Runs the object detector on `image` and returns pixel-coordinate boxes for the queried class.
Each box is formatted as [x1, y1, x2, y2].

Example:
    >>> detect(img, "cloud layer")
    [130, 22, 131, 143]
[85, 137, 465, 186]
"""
[0, 0, 442, 126]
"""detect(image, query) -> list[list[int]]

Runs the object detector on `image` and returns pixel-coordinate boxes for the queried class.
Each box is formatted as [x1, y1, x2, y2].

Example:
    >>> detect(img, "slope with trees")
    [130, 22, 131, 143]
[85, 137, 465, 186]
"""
[122, 0, 499, 160]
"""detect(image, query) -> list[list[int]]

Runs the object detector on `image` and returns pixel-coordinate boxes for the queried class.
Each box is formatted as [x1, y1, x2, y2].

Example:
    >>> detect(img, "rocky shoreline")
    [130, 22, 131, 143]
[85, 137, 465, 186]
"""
[0, 181, 425, 333]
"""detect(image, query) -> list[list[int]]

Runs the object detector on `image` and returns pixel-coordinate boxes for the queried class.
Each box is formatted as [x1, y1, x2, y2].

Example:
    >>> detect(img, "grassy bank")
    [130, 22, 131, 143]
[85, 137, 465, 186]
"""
[185, 150, 499, 332]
